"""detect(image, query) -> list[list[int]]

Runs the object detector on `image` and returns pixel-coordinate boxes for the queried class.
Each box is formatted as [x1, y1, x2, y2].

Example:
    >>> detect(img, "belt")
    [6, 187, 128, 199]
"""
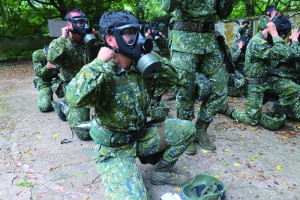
[172, 21, 215, 33]
[246, 77, 269, 85]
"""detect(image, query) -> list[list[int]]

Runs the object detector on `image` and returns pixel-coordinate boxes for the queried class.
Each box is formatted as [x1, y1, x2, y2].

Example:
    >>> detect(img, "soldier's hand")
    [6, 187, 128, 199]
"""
[238, 41, 245, 50]
[266, 22, 279, 37]
[97, 47, 116, 63]
[62, 27, 69, 38]
[270, 10, 278, 20]
[289, 28, 300, 42]
[46, 62, 57, 69]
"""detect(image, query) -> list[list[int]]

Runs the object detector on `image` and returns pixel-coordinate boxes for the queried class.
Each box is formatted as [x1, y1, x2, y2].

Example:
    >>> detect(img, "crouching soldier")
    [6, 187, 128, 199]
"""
[66, 11, 195, 199]
[32, 46, 63, 112]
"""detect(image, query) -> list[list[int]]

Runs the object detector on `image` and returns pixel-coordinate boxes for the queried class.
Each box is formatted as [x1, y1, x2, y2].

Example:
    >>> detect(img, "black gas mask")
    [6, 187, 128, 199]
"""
[110, 23, 162, 76]
[267, 15, 291, 45]
[65, 10, 97, 45]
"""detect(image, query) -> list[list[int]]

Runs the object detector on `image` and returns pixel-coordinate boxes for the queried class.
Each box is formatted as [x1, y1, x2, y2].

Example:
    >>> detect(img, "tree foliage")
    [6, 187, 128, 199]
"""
[0, 0, 299, 37]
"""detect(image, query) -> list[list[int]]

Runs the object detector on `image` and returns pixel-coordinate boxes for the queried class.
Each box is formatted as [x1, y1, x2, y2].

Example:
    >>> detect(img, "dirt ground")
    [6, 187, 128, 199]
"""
[0, 61, 299, 200]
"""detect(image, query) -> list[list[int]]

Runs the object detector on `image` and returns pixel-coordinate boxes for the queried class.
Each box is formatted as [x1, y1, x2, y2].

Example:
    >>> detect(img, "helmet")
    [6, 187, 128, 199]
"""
[260, 112, 286, 130]
[181, 174, 226, 200]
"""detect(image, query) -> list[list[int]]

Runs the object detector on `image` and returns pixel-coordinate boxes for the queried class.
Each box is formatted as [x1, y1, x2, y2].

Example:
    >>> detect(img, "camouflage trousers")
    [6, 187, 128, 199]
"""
[227, 74, 246, 97]
[35, 78, 63, 112]
[94, 118, 195, 200]
[232, 77, 300, 125]
[37, 85, 54, 112]
[171, 50, 228, 122]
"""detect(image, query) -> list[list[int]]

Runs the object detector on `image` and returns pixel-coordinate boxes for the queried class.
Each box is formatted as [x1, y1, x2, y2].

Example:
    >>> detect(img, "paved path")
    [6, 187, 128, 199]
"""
[0, 62, 299, 200]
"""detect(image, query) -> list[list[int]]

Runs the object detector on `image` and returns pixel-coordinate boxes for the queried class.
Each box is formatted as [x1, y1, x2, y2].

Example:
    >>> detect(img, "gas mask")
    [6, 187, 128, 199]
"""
[111, 23, 162, 77]
[267, 15, 291, 45]
[65, 11, 97, 45]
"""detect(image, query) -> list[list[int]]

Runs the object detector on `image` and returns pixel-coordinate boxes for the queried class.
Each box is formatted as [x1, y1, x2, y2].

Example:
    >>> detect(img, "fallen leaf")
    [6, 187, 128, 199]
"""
[276, 165, 282, 170]
[234, 163, 240, 167]
[174, 187, 181, 193]
[201, 149, 208, 153]
[83, 196, 89, 200]
[242, 171, 246, 175]
[215, 175, 220, 179]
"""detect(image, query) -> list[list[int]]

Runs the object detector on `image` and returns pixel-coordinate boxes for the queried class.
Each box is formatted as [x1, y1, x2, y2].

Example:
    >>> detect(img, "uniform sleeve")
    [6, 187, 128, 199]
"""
[161, 0, 182, 12]
[230, 44, 241, 62]
[47, 37, 68, 65]
[252, 36, 290, 61]
[32, 50, 53, 78]
[65, 58, 104, 108]
[150, 54, 179, 89]
[289, 41, 300, 60]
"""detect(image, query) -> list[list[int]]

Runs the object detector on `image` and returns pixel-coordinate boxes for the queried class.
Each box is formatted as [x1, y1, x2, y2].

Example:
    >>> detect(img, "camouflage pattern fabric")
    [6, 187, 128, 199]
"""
[94, 118, 194, 200]
[32, 49, 62, 112]
[46, 36, 101, 133]
[163, 0, 232, 122]
[238, 26, 253, 40]
[171, 50, 228, 122]
[244, 32, 290, 78]
[231, 32, 292, 126]
[66, 55, 195, 199]
[257, 17, 270, 31]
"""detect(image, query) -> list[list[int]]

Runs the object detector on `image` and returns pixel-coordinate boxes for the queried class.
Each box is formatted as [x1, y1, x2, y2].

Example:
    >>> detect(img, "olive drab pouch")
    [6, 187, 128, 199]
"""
[217, 0, 234, 19]
[215, 31, 235, 74]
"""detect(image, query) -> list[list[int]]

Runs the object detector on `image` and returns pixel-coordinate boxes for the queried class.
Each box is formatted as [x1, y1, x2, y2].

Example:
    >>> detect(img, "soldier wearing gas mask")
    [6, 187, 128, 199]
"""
[222, 16, 299, 130]
[47, 8, 103, 141]
[258, 5, 280, 31]
[145, 22, 168, 55]
[65, 11, 196, 200]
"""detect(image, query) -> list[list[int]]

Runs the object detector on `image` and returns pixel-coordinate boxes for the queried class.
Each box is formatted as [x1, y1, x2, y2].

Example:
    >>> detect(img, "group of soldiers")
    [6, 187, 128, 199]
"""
[31, 1, 299, 199]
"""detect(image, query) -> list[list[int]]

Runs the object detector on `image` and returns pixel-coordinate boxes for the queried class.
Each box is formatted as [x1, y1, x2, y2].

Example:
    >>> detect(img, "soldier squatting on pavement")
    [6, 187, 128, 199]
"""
[162, 0, 233, 154]
[32, 46, 63, 112]
[47, 8, 103, 140]
[66, 11, 196, 199]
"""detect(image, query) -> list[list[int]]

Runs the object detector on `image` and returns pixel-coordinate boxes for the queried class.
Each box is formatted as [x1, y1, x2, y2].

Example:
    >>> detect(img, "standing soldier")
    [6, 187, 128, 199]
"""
[32, 46, 63, 112]
[161, 0, 234, 154]
[238, 20, 253, 40]
[47, 8, 103, 140]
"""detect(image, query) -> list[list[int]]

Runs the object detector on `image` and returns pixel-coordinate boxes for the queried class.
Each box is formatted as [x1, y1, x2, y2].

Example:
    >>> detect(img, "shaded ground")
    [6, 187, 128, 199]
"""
[0, 61, 299, 200]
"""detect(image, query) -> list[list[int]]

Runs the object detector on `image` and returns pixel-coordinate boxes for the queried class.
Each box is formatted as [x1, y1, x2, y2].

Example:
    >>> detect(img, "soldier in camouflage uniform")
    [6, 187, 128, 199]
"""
[223, 16, 298, 128]
[269, 28, 300, 121]
[66, 11, 195, 200]
[145, 23, 170, 103]
[47, 9, 103, 140]
[227, 38, 250, 97]
[32, 47, 63, 112]
[238, 20, 253, 40]
[161, 0, 233, 154]
[258, 5, 279, 31]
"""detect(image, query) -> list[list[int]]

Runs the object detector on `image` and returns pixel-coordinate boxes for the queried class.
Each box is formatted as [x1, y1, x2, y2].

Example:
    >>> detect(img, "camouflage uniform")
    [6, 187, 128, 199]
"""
[47, 36, 101, 132]
[232, 32, 292, 125]
[268, 40, 300, 121]
[227, 43, 246, 97]
[258, 17, 271, 31]
[66, 56, 195, 199]
[238, 26, 253, 40]
[32, 49, 63, 112]
[163, 0, 232, 122]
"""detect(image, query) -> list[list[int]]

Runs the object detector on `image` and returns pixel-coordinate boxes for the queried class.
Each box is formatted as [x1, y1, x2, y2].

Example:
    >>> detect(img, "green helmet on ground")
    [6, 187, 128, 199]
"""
[181, 174, 226, 200]
[260, 112, 286, 130]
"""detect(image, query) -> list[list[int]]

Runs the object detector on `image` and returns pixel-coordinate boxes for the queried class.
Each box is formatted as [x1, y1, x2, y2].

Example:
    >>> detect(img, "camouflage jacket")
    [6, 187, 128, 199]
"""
[257, 17, 270, 31]
[270, 41, 300, 79]
[244, 32, 290, 78]
[66, 56, 179, 141]
[230, 43, 245, 74]
[33, 49, 59, 80]
[238, 26, 253, 39]
[47, 36, 101, 82]
[162, 0, 233, 54]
